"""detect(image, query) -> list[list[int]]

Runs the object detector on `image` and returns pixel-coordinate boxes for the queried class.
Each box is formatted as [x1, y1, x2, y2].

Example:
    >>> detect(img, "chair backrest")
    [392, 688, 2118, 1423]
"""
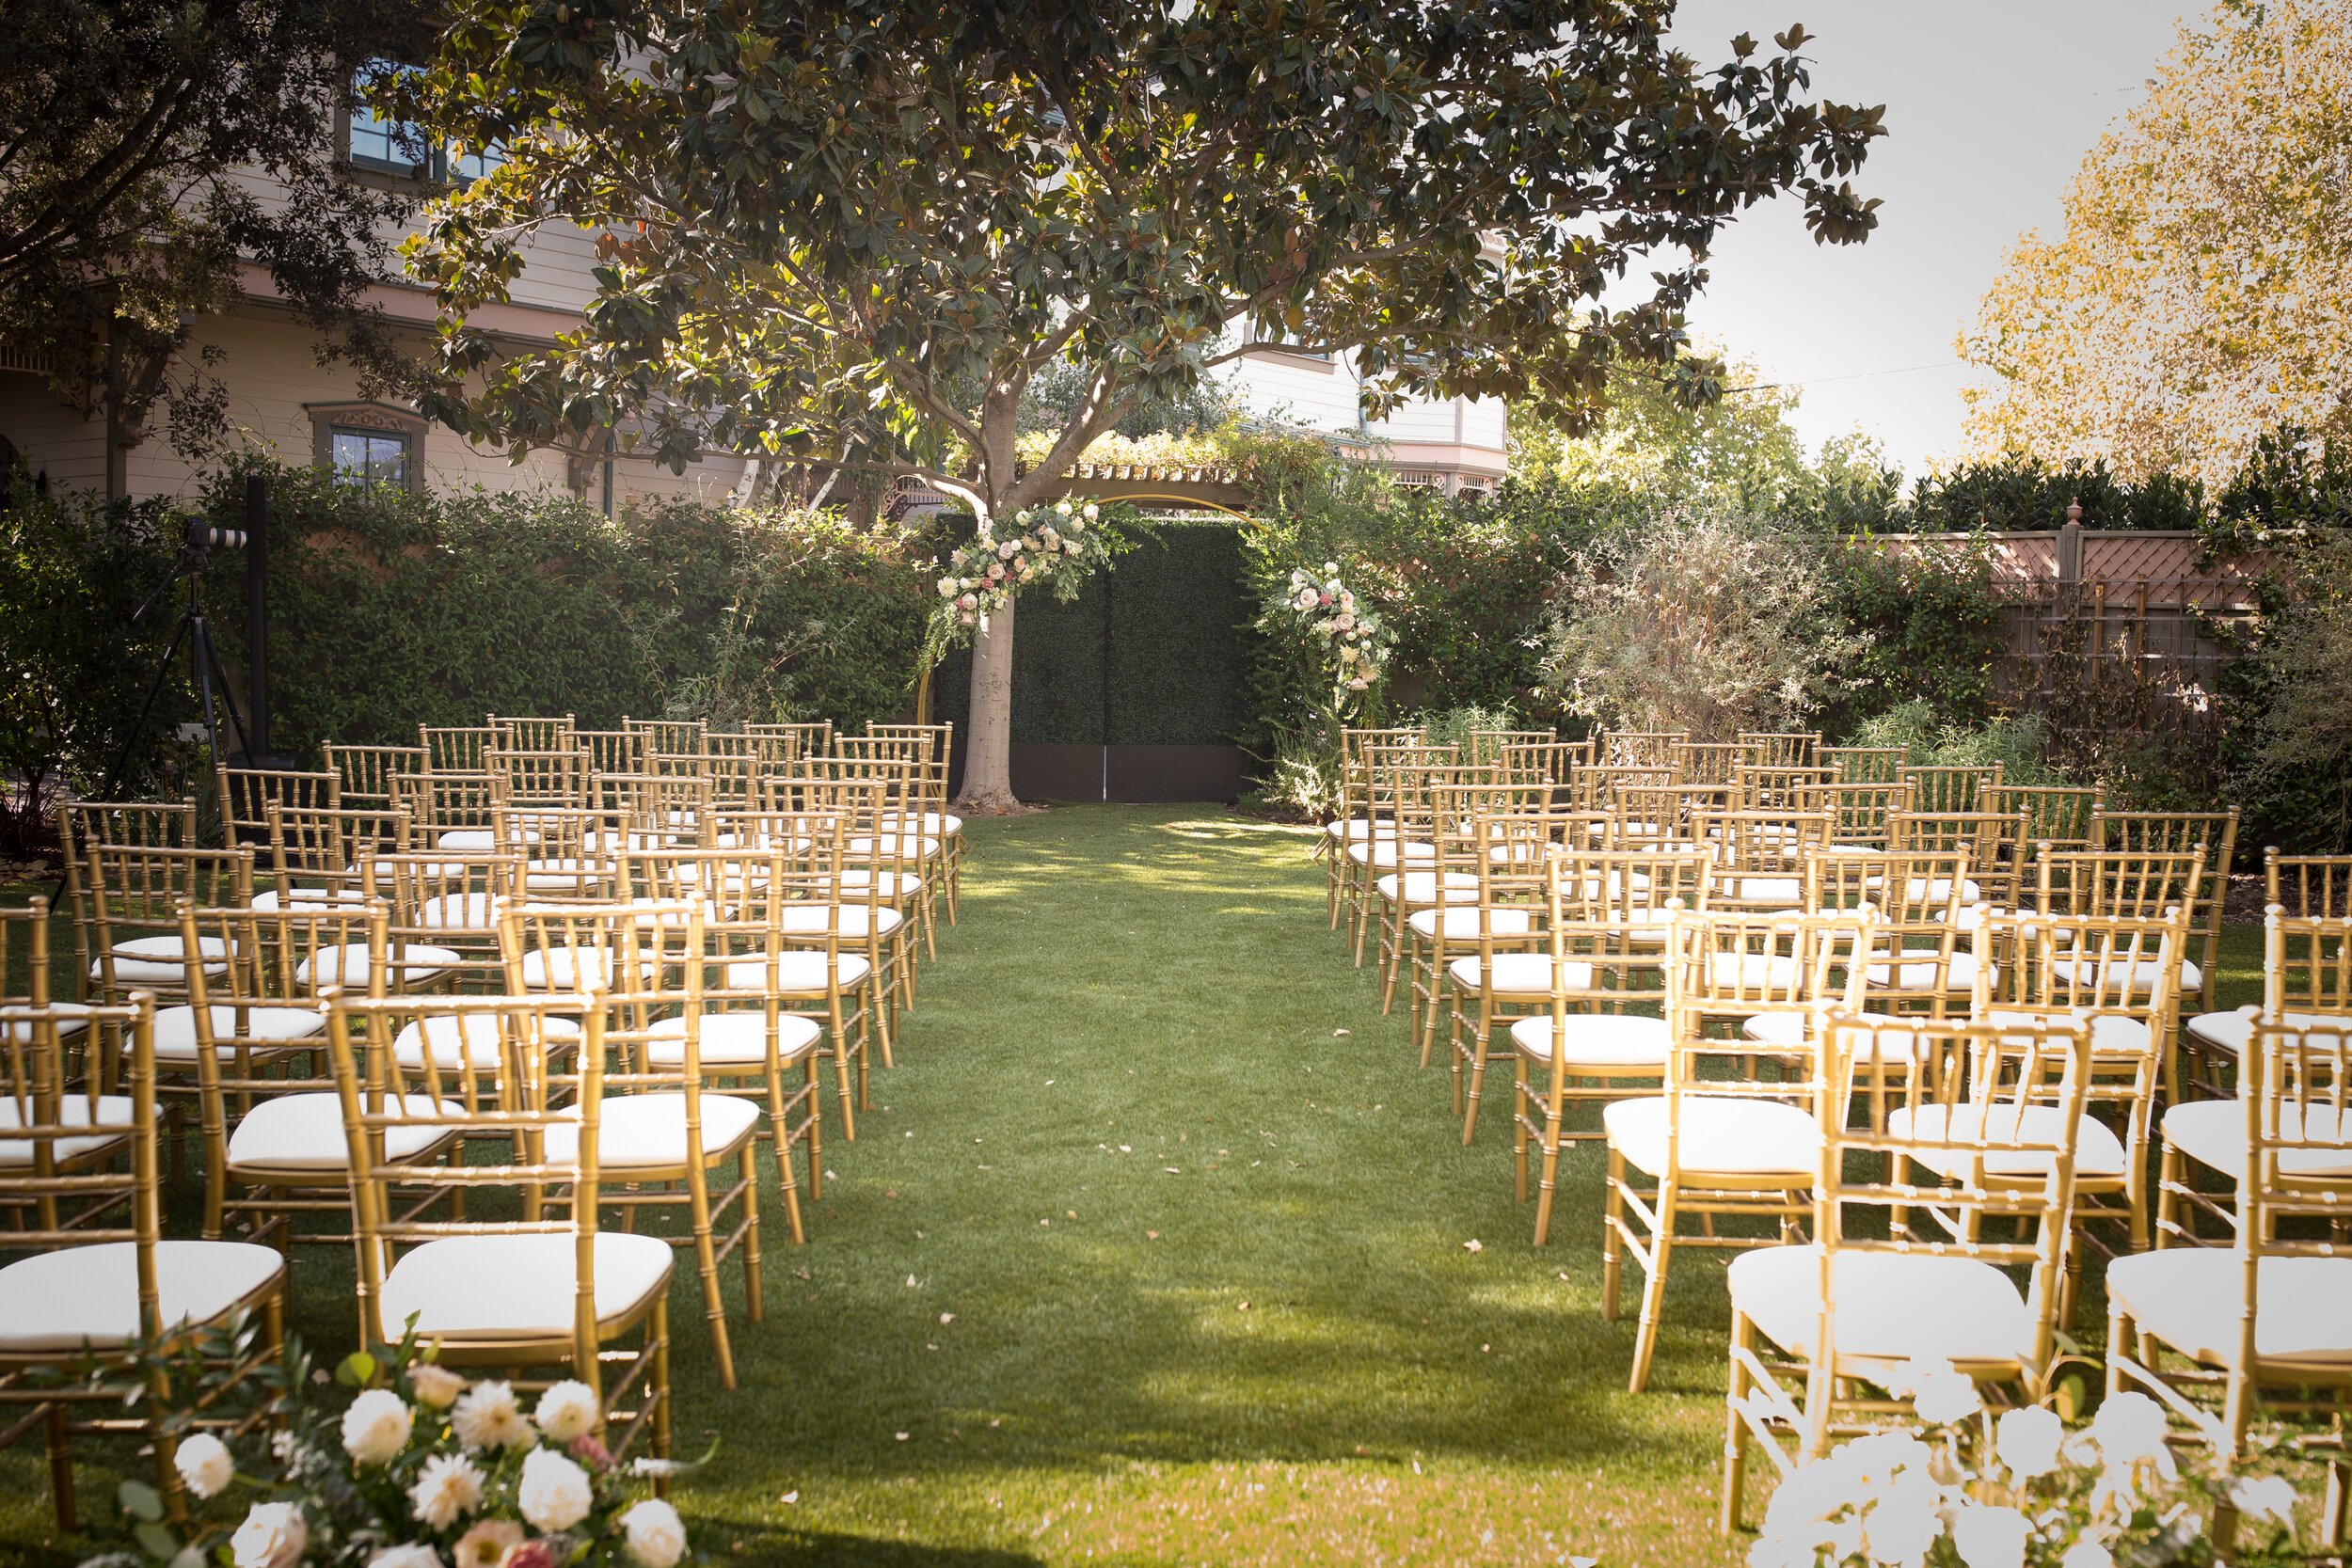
[1821, 745, 1907, 785]
[626, 718, 707, 758]
[1736, 764, 1834, 813]
[1738, 731, 1820, 769]
[325, 990, 611, 1356]
[324, 743, 425, 810]
[2033, 846, 2207, 924]
[395, 769, 501, 834]
[1696, 810, 1833, 912]
[1891, 809, 2028, 911]
[1670, 740, 1747, 787]
[745, 721, 835, 762]
[264, 802, 413, 902]
[488, 713, 576, 752]
[0, 897, 60, 1016]
[487, 747, 592, 808]
[1609, 783, 1713, 848]
[1975, 909, 2186, 1135]
[1899, 763, 2001, 816]
[1661, 906, 1872, 1101]
[87, 845, 254, 1000]
[418, 725, 494, 773]
[359, 848, 524, 990]
[0, 996, 156, 1286]
[571, 728, 639, 776]
[1499, 738, 1585, 791]
[493, 805, 625, 904]
[2263, 910, 2352, 1022]
[1796, 781, 1909, 850]
[593, 771, 715, 847]
[2266, 849, 2352, 919]
[1990, 784, 2105, 851]
[2100, 810, 2238, 980]
[1565, 763, 1675, 813]
[1599, 730, 1687, 769]
[215, 765, 340, 847]
[1555, 846, 1713, 942]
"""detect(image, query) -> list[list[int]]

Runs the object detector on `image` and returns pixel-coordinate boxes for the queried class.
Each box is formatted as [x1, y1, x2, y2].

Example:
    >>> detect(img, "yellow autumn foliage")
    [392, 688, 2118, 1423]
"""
[1958, 0, 2352, 487]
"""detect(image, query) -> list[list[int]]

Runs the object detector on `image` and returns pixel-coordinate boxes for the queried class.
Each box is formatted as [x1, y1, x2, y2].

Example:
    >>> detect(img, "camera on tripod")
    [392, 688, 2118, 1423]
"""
[184, 519, 247, 551]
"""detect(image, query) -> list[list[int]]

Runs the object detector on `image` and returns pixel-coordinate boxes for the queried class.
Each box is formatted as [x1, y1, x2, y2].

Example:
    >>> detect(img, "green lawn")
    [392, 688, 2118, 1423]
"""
[0, 807, 2268, 1567]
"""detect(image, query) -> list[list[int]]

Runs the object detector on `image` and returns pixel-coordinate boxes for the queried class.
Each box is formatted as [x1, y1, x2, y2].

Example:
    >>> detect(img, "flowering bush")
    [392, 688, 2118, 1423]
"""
[1260, 560, 1393, 715]
[1749, 1361, 2312, 1568]
[80, 1337, 690, 1568]
[923, 499, 1131, 663]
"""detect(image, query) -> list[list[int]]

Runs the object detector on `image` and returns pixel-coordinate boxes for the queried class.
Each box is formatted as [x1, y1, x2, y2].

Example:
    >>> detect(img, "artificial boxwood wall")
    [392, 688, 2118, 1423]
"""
[930, 518, 1255, 748]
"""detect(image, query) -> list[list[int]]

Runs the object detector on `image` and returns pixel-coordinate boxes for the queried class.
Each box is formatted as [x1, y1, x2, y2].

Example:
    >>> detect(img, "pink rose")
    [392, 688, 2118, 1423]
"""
[506, 1542, 564, 1568]
[569, 1433, 614, 1471]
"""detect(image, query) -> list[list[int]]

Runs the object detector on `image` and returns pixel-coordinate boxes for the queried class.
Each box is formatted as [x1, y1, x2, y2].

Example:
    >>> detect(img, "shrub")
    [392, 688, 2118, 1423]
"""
[1540, 511, 1865, 739]
[1848, 701, 2067, 784]
[1816, 532, 2009, 735]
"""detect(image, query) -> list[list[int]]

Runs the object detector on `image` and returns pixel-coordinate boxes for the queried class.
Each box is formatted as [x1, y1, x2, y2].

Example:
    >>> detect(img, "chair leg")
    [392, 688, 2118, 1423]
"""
[651, 1294, 673, 1470]
[691, 1189, 734, 1390]
[1602, 1146, 1626, 1322]
[740, 1147, 764, 1323]
[1720, 1314, 1755, 1535]
[769, 1063, 806, 1245]
[1462, 1027, 1495, 1144]
[1532, 1113, 1565, 1247]
[45, 1403, 74, 1531]
[1512, 1062, 1532, 1205]
[1628, 1199, 1675, 1394]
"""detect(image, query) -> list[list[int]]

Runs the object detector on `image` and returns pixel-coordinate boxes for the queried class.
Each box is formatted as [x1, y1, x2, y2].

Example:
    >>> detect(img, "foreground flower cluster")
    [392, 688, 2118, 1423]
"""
[1263, 561, 1391, 712]
[84, 1344, 687, 1568]
[929, 499, 1125, 652]
[1751, 1362, 2308, 1568]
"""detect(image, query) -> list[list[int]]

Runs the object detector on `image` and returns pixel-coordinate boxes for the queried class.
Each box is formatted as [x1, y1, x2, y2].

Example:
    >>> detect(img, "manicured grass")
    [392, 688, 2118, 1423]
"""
[0, 809, 2270, 1566]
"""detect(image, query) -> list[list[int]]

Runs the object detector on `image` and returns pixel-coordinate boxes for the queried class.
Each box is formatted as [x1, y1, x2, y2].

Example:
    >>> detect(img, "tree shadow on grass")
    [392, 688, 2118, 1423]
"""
[696, 1518, 1043, 1567]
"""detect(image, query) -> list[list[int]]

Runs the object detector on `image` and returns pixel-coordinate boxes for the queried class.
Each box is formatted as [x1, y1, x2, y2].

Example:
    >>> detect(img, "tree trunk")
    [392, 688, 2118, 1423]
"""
[956, 589, 1020, 812]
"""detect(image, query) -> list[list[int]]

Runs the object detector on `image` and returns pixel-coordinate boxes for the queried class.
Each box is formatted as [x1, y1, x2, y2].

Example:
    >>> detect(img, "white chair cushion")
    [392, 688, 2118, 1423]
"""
[1727, 1244, 2039, 1369]
[391, 1013, 581, 1069]
[418, 892, 500, 929]
[1739, 1009, 1917, 1063]
[435, 828, 535, 852]
[1889, 877, 1982, 906]
[0, 1241, 283, 1352]
[151, 1004, 326, 1062]
[250, 886, 365, 913]
[296, 943, 462, 989]
[523, 858, 605, 893]
[1603, 1094, 1819, 1180]
[1375, 871, 1480, 905]
[1983, 1008, 2152, 1057]
[1407, 907, 1534, 941]
[845, 834, 942, 860]
[1865, 949, 1989, 993]
[1449, 953, 1592, 997]
[544, 1091, 763, 1170]
[2106, 1249, 2352, 1366]
[515, 946, 654, 991]
[0, 1094, 134, 1165]
[1885, 1101, 2127, 1180]
[883, 811, 962, 837]
[1, 1002, 90, 1042]
[1509, 1012, 1671, 1071]
[98, 934, 230, 984]
[718, 952, 871, 994]
[1707, 952, 1804, 990]
[778, 905, 903, 939]
[228, 1091, 456, 1172]
[114, 934, 228, 962]
[1722, 876, 1803, 907]
[828, 870, 925, 899]
[2182, 1008, 2349, 1059]
[377, 1231, 673, 1342]
[644, 1012, 821, 1068]
[2050, 956, 2200, 993]
[2161, 1098, 2352, 1181]
[1347, 841, 1437, 867]
[1323, 817, 1375, 841]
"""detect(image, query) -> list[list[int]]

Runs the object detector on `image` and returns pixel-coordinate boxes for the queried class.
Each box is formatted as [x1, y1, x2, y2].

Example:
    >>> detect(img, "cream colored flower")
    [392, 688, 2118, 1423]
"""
[1995, 1406, 2065, 1480]
[620, 1497, 688, 1568]
[452, 1381, 533, 1452]
[369, 1544, 447, 1568]
[450, 1519, 522, 1568]
[516, 1446, 595, 1531]
[230, 1501, 309, 1568]
[1949, 1503, 2031, 1568]
[2089, 1392, 2169, 1465]
[342, 1386, 415, 1465]
[532, 1380, 600, 1445]
[409, 1451, 485, 1530]
[2232, 1474, 2299, 1524]
[1082, 503, 1099, 520]
[174, 1433, 234, 1499]
[409, 1362, 465, 1410]
[2058, 1543, 2114, 1568]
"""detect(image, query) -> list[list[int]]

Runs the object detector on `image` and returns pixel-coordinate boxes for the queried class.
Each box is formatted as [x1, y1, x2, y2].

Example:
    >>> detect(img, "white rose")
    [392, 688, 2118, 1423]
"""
[957, 593, 977, 610]
[1323, 578, 1343, 594]
[1054, 499, 1072, 515]
[369, 1545, 447, 1568]
[620, 1497, 689, 1568]
[533, 1379, 600, 1444]
[1083, 503, 1099, 520]
[408, 1362, 464, 1410]
[1906, 1365, 1981, 1427]
[1066, 515, 1085, 533]
[2089, 1392, 2168, 1465]
[516, 1446, 595, 1532]
[1994, 1406, 2064, 1479]
[1948, 1503, 2030, 1568]
[230, 1501, 308, 1568]
[174, 1433, 234, 1499]
[986, 562, 1004, 580]
[2058, 1544, 2114, 1568]
[342, 1386, 415, 1465]
[997, 539, 1020, 559]
[409, 1450, 485, 1530]
[451, 1380, 534, 1452]
[1859, 1472, 1940, 1568]
[1062, 539, 1079, 554]
[1321, 560, 1339, 574]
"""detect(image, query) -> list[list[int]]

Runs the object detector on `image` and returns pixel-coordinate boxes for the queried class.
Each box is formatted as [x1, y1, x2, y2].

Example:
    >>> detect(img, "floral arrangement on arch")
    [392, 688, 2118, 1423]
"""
[1749, 1358, 2314, 1568]
[81, 1336, 690, 1568]
[1263, 560, 1392, 711]
[924, 499, 1130, 661]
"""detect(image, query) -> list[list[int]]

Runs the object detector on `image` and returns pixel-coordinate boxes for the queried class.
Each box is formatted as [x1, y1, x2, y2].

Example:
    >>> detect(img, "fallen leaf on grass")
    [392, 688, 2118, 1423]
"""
[1145, 1230, 1160, 1240]
[1463, 1239, 1484, 1253]
[779, 1492, 798, 1505]
[939, 1312, 955, 1324]
[1332, 1028, 1350, 1037]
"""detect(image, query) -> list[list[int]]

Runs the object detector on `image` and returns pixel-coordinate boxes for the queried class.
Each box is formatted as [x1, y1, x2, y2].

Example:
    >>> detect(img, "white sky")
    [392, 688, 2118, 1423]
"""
[1661, 2, 2192, 482]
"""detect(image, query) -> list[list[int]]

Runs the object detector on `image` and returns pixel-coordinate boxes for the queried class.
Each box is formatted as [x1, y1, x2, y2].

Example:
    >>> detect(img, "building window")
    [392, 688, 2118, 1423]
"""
[309, 402, 424, 491]
[331, 428, 412, 488]
[348, 60, 503, 183]
[1248, 322, 1333, 364]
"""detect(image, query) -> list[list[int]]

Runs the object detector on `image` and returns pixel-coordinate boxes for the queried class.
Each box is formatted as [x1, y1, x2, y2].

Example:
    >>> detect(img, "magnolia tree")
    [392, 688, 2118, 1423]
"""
[404, 0, 1883, 809]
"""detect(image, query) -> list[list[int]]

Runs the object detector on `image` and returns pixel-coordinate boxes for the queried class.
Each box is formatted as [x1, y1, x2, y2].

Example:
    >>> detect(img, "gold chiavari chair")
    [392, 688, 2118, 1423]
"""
[1599, 730, 1686, 768]
[576, 728, 640, 777]
[324, 741, 425, 810]
[2102, 809, 2240, 1059]
[0, 996, 287, 1529]
[1735, 764, 1834, 814]
[1990, 783, 2105, 852]
[500, 900, 763, 1389]
[1671, 741, 1748, 789]
[628, 717, 707, 758]
[487, 746, 593, 809]
[395, 768, 503, 853]
[2034, 844, 2209, 1101]
[2107, 1012, 2352, 1550]
[488, 712, 577, 752]
[3, 897, 90, 1055]
[418, 724, 494, 773]
[1719, 1011, 2092, 1533]
[1499, 737, 1585, 799]
[1404, 789, 1548, 1074]
[178, 902, 453, 1244]
[828, 765, 930, 1027]
[2184, 895, 2352, 1109]
[499, 804, 627, 904]
[1821, 848, 1977, 1020]
[1696, 808, 1832, 913]
[53, 800, 198, 998]
[1508, 847, 1714, 1242]
[358, 847, 517, 993]
[1737, 731, 1820, 769]
[1612, 781, 1729, 847]
[325, 990, 671, 1463]
[85, 843, 253, 1006]
[1797, 779, 1909, 851]
[1604, 905, 1873, 1392]
[1377, 766, 1499, 1023]
[746, 720, 834, 762]
[1319, 728, 1410, 925]
[867, 722, 965, 923]
[1975, 906, 2189, 1271]
[596, 771, 717, 851]
[259, 800, 412, 912]
[1565, 763, 1675, 816]
[1344, 743, 1452, 967]
[214, 762, 339, 848]
[1899, 762, 2002, 816]
[1821, 744, 1907, 784]
[2157, 915, 2352, 1248]
[1891, 807, 2027, 912]
[2267, 848, 2352, 918]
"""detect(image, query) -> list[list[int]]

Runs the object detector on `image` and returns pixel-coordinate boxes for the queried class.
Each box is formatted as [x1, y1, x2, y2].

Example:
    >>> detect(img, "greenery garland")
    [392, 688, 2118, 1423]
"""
[922, 499, 1134, 668]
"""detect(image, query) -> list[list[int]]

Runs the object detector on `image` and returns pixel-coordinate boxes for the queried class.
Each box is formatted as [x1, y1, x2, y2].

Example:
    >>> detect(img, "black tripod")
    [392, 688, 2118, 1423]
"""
[95, 518, 252, 806]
